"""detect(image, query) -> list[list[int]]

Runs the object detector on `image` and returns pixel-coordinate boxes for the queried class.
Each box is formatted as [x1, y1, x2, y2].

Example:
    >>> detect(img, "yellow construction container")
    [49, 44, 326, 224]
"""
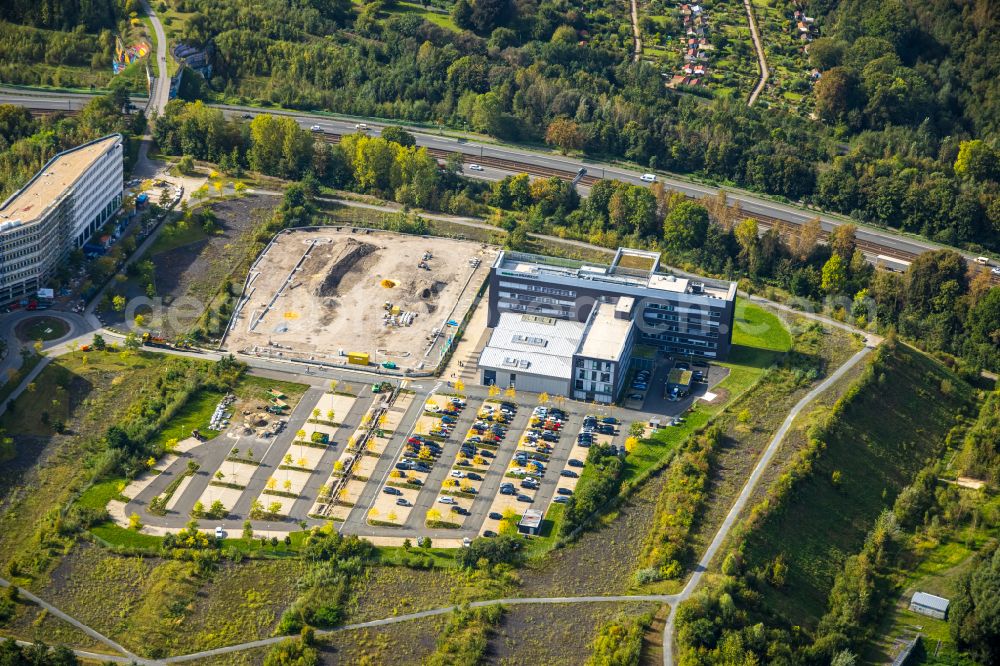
[347, 352, 370, 366]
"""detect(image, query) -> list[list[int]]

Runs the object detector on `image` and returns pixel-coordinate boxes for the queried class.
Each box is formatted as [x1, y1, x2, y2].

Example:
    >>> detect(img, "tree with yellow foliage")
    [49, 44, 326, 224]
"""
[624, 436, 639, 454]
[426, 508, 442, 522]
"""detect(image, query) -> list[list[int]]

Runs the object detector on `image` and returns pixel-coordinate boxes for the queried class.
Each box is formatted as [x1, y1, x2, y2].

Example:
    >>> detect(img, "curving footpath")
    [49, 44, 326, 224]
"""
[744, 0, 770, 106]
[661, 339, 876, 665]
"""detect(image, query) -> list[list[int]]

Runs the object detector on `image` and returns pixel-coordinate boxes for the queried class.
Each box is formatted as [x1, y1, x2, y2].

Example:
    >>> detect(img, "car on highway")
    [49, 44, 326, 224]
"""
[355, 123, 369, 131]
[640, 173, 657, 182]
[560, 470, 579, 478]
[437, 496, 456, 504]
[382, 486, 402, 496]
[310, 124, 323, 132]
[469, 164, 484, 171]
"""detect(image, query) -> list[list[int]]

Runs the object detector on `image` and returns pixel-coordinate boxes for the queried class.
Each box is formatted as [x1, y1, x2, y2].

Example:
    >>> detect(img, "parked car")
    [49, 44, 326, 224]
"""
[382, 486, 402, 496]
[466, 472, 483, 481]
[451, 505, 470, 515]
[450, 470, 466, 478]
[215, 526, 224, 539]
[567, 458, 584, 467]
[395, 498, 410, 506]
[499, 484, 516, 495]
[560, 470, 579, 478]
[516, 494, 533, 503]
[557, 487, 573, 495]
[553, 495, 570, 504]
[489, 512, 504, 520]
[437, 496, 456, 504]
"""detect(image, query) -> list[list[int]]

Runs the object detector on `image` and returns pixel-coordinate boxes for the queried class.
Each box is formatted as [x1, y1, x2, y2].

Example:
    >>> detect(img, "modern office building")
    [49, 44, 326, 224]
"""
[487, 247, 737, 359]
[0, 134, 124, 303]
[479, 248, 736, 401]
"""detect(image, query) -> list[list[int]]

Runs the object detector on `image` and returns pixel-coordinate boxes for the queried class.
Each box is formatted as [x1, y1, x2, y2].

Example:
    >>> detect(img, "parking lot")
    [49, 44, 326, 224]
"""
[623, 357, 729, 416]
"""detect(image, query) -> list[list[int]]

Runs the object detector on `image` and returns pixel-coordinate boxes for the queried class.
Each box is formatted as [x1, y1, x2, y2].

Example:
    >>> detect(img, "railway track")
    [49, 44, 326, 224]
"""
[279, 131, 996, 283]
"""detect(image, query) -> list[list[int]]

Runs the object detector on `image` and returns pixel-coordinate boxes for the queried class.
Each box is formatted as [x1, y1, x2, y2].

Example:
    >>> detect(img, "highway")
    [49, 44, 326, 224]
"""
[0, 87, 982, 269]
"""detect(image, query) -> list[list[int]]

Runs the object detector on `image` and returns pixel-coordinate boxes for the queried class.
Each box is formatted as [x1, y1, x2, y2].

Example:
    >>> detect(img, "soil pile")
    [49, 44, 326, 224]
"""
[314, 239, 378, 297]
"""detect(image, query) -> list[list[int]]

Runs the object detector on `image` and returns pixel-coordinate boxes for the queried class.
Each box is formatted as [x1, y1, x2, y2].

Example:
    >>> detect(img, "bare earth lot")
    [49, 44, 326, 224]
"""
[226, 229, 495, 372]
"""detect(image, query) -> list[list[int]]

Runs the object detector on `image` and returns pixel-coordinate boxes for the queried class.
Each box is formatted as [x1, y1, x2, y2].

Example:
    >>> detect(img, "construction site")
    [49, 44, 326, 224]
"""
[224, 228, 496, 374]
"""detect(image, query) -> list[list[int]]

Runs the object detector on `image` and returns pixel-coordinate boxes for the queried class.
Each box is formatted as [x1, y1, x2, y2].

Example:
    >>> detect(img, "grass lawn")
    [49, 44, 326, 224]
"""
[148, 219, 212, 255]
[17, 316, 70, 342]
[150, 388, 226, 447]
[0, 352, 43, 408]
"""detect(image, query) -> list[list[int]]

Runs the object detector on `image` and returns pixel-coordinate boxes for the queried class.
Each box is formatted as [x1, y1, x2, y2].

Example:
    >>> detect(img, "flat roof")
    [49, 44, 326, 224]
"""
[495, 249, 734, 301]
[578, 301, 633, 362]
[911, 592, 949, 612]
[479, 313, 586, 380]
[0, 135, 121, 228]
[518, 509, 543, 529]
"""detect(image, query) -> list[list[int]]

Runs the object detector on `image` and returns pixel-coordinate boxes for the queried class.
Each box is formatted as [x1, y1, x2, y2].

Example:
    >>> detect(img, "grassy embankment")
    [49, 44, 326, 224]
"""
[740, 341, 978, 626]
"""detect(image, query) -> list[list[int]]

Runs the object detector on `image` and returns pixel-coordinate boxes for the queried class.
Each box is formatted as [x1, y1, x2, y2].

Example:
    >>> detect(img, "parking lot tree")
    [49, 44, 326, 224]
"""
[427, 508, 442, 522]
[242, 521, 253, 540]
[420, 537, 432, 549]
[387, 511, 397, 522]
[284, 454, 293, 467]
[368, 508, 379, 521]
[629, 422, 645, 437]
[267, 502, 282, 519]
[210, 500, 225, 518]
[128, 513, 142, 530]
[267, 477, 277, 491]
[297, 458, 308, 468]
[625, 436, 639, 454]
[112, 295, 126, 312]
[283, 479, 292, 494]
[334, 460, 345, 473]
[191, 501, 205, 518]
[92, 334, 106, 351]
[250, 500, 264, 520]
[296, 429, 306, 442]
[326, 409, 335, 422]
[215, 470, 224, 483]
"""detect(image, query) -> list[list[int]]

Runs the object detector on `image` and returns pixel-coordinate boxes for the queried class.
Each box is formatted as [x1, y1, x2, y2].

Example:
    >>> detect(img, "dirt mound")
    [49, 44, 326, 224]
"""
[314, 239, 378, 297]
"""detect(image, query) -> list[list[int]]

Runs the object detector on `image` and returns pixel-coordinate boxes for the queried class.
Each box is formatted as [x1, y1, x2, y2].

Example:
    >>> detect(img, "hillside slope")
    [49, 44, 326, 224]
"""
[739, 339, 976, 625]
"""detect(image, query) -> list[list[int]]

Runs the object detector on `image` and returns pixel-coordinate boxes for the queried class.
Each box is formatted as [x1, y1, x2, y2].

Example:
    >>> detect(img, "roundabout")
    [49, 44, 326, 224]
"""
[14, 315, 71, 343]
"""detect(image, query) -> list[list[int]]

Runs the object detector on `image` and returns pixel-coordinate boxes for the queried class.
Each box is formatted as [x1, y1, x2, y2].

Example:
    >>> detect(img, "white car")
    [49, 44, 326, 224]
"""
[469, 164, 484, 171]
[450, 470, 466, 478]
[640, 173, 657, 183]
[310, 124, 323, 132]
[355, 123, 369, 131]
[214, 526, 224, 539]
[437, 496, 456, 504]
[426, 404, 441, 412]
[992, 267, 1000, 275]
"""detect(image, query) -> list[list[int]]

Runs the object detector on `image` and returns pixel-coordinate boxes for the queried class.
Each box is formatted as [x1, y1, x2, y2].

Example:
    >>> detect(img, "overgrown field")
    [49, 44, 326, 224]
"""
[739, 341, 977, 625]
[488, 601, 659, 665]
